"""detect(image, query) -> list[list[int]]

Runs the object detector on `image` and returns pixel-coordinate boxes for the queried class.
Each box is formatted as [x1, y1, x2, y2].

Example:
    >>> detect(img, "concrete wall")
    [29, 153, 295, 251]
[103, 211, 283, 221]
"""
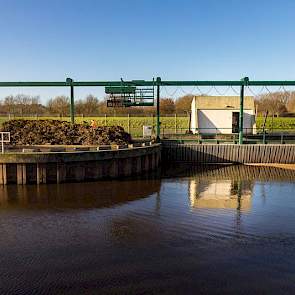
[162, 143, 295, 164]
[0, 144, 161, 185]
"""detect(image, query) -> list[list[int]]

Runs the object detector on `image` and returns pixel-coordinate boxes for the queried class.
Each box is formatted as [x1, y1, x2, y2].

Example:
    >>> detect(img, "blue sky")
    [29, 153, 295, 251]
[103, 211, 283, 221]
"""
[0, 0, 295, 102]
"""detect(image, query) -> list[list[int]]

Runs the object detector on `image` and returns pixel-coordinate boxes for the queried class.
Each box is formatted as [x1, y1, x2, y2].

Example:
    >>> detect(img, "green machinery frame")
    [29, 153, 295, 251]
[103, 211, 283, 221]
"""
[1, 77, 295, 144]
[105, 78, 155, 107]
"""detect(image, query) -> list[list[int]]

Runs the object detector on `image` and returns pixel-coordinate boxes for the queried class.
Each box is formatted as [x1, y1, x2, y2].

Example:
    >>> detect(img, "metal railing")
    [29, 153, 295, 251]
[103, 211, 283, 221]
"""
[0, 132, 10, 153]
[160, 127, 295, 144]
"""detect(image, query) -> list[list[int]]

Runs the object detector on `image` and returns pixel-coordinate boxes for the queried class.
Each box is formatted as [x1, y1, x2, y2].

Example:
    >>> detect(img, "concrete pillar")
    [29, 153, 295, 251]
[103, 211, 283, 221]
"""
[22, 164, 27, 184]
[155, 151, 160, 167]
[144, 155, 149, 172]
[151, 153, 156, 170]
[135, 157, 142, 174]
[17, 164, 22, 185]
[56, 163, 66, 183]
[37, 163, 46, 184]
[3, 164, 7, 184]
[93, 162, 103, 180]
[0, 164, 7, 185]
[110, 160, 119, 178]
[123, 158, 132, 176]
[0, 164, 3, 185]
[36, 164, 40, 184]
[17, 164, 26, 185]
[75, 165, 85, 182]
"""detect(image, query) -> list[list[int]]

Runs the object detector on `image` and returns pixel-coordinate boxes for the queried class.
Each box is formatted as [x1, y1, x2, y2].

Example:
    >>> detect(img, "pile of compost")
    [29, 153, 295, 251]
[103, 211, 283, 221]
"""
[1, 120, 132, 145]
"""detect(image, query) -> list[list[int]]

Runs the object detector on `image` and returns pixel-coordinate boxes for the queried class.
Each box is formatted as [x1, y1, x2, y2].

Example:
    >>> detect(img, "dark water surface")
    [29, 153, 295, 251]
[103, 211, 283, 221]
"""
[1, 165, 295, 294]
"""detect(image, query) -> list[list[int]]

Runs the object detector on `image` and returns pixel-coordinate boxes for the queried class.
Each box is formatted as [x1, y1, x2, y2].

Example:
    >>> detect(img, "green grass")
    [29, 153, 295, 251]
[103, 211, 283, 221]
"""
[2, 116, 295, 137]
[256, 117, 295, 130]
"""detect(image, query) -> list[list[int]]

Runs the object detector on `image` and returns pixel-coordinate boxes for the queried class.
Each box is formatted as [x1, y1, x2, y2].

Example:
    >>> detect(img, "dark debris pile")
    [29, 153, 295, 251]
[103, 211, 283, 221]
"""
[1, 120, 132, 145]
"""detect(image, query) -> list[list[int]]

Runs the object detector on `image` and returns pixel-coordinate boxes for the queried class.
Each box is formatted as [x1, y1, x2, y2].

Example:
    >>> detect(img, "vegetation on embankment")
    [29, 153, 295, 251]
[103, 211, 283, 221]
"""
[1, 120, 132, 145]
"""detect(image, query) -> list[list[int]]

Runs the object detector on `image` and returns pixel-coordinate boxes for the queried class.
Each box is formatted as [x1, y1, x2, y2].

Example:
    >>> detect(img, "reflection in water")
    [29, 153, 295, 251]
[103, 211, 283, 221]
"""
[189, 179, 252, 210]
[1, 165, 295, 294]
[0, 178, 161, 210]
[163, 162, 295, 181]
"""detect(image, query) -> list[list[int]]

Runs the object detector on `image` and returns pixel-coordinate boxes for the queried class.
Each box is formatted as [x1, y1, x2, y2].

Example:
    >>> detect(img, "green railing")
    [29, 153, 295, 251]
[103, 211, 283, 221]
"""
[160, 127, 295, 144]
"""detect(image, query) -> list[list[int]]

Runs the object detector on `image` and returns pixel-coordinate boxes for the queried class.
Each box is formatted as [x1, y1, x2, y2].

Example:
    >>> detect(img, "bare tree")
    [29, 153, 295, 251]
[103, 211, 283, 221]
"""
[2, 95, 16, 114]
[47, 96, 70, 116]
[1, 94, 43, 115]
[160, 98, 175, 114]
[256, 91, 289, 116]
[286, 92, 295, 113]
[175, 94, 194, 113]
[83, 95, 100, 115]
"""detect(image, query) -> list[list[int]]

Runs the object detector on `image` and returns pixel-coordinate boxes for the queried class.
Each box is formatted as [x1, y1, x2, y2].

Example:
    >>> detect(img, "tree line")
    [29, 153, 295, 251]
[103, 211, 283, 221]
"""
[1, 92, 295, 116]
[0, 94, 194, 116]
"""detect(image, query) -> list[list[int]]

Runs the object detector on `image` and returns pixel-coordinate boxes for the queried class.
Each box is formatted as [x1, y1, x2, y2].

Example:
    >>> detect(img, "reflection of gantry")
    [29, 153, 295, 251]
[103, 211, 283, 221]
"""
[106, 79, 155, 107]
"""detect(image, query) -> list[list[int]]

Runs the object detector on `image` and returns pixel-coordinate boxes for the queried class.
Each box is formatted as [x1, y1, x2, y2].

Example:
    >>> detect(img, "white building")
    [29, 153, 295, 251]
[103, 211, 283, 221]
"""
[190, 96, 256, 134]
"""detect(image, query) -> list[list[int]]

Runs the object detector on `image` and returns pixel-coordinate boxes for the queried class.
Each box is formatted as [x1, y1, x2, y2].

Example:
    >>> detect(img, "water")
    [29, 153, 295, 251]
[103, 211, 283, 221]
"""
[1, 165, 295, 294]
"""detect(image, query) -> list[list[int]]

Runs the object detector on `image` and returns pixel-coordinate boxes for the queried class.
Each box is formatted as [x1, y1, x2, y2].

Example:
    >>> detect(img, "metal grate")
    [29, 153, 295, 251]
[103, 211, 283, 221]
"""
[106, 81, 155, 107]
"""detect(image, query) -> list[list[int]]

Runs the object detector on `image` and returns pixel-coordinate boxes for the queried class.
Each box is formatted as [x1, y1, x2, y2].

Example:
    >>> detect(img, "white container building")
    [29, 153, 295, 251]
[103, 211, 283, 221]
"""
[190, 96, 256, 134]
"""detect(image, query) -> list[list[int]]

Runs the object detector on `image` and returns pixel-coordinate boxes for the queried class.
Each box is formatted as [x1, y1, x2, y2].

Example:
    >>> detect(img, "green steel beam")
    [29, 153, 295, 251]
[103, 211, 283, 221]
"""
[0, 82, 67, 87]
[66, 78, 75, 124]
[239, 77, 249, 144]
[1, 80, 295, 87]
[162, 80, 295, 86]
[248, 81, 295, 86]
[156, 77, 161, 142]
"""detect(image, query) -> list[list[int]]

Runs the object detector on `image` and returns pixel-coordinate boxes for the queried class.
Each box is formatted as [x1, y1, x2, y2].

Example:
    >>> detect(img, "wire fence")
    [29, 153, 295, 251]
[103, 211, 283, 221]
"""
[1, 113, 295, 140]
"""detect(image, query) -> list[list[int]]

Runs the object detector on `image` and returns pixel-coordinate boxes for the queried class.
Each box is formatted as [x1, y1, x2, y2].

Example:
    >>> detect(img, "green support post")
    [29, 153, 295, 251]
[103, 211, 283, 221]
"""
[239, 77, 249, 144]
[156, 77, 161, 142]
[66, 78, 75, 124]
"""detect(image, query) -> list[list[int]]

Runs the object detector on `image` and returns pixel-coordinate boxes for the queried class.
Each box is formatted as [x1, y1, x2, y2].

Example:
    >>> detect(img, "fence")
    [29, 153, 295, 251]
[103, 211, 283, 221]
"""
[0, 114, 190, 138]
[1, 114, 295, 141]
[161, 127, 295, 144]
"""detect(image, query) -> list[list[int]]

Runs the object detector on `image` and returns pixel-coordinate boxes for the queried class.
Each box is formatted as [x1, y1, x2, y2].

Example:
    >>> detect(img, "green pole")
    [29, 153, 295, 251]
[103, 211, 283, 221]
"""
[239, 77, 249, 144]
[156, 77, 161, 142]
[66, 78, 75, 124]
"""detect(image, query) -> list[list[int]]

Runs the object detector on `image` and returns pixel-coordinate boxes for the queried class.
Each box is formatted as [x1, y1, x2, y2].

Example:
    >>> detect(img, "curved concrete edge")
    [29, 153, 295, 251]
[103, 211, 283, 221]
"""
[0, 144, 161, 185]
[0, 144, 161, 163]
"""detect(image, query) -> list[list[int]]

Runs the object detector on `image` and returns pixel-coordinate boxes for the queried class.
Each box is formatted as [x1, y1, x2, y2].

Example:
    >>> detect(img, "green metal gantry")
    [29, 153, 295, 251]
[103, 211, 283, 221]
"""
[1, 77, 295, 143]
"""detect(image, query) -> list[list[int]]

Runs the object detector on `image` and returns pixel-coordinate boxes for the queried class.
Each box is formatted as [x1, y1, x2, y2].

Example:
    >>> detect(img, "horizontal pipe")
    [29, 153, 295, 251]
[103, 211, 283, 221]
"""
[0, 80, 295, 87]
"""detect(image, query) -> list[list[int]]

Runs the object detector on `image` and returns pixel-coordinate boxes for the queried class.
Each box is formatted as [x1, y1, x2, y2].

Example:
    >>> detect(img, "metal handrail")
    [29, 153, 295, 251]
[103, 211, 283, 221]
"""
[159, 127, 295, 144]
[0, 132, 10, 154]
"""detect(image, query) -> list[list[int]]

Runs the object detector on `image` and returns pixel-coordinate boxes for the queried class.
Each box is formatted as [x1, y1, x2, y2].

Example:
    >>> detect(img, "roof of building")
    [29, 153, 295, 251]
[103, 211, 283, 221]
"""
[193, 96, 255, 110]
